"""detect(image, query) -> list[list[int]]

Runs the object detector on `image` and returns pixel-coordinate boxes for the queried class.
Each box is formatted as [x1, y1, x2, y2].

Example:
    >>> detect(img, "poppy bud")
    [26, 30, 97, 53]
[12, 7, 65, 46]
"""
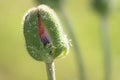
[23, 5, 69, 63]
[92, 0, 112, 15]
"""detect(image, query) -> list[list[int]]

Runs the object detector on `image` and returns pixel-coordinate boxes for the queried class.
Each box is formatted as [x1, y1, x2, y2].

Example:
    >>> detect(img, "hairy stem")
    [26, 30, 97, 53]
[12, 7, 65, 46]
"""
[59, 8, 86, 80]
[100, 14, 111, 80]
[45, 62, 56, 80]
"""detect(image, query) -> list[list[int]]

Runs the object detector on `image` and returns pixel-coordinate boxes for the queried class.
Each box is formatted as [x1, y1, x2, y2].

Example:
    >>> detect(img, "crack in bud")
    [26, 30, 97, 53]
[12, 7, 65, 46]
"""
[37, 11, 51, 47]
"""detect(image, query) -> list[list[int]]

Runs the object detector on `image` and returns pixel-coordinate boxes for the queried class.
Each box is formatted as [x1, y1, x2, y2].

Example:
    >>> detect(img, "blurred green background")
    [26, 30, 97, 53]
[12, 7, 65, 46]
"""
[0, 0, 120, 80]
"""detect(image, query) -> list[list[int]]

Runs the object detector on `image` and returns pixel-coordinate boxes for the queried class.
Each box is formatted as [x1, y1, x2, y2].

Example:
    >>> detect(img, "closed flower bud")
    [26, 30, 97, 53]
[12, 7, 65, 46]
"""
[23, 5, 69, 63]
[92, 0, 112, 15]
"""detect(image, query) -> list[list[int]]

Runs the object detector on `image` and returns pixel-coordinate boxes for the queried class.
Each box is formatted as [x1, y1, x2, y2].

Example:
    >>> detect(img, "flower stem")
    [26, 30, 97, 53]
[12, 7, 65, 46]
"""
[59, 8, 86, 80]
[45, 62, 56, 80]
[100, 14, 111, 80]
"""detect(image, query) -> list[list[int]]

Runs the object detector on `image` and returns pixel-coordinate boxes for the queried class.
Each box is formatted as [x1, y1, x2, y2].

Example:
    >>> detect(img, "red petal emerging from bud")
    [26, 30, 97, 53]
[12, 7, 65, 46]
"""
[37, 12, 51, 46]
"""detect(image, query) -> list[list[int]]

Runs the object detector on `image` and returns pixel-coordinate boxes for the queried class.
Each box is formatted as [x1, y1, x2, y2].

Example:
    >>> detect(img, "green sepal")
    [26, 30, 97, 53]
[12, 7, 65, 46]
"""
[23, 5, 69, 63]
[37, 5, 69, 58]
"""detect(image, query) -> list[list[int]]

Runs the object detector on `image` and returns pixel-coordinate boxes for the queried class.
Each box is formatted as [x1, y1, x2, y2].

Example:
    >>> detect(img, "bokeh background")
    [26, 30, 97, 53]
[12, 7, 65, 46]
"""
[0, 0, 120, 80]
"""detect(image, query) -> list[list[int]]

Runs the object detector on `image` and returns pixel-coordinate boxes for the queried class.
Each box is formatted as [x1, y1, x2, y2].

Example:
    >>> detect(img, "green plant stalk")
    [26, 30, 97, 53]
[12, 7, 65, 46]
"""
[45, 62, 56, 80]
[100, 14, 111, 80]
[59, 8, 86, 80]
